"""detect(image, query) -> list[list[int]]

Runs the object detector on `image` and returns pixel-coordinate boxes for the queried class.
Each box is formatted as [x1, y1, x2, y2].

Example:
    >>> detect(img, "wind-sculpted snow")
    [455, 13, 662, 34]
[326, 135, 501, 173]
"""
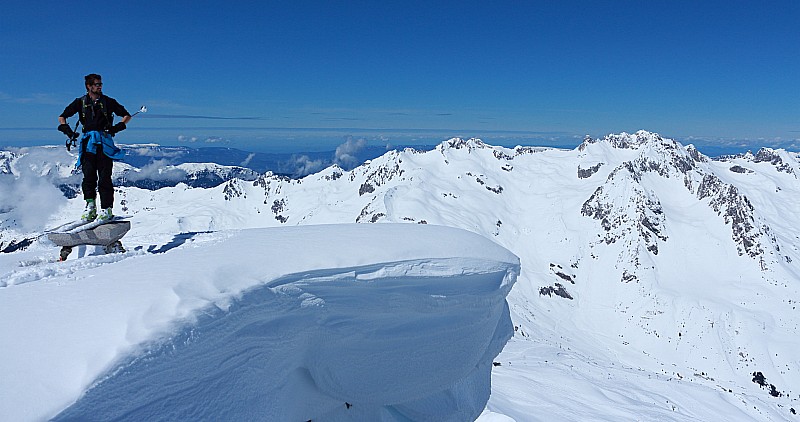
[0, 224, 518, 421]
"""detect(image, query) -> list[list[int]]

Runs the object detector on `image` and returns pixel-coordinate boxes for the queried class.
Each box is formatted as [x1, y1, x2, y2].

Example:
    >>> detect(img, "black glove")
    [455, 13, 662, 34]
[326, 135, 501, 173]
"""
[108, 122, 126, 135]
[58, 123, 76, 139]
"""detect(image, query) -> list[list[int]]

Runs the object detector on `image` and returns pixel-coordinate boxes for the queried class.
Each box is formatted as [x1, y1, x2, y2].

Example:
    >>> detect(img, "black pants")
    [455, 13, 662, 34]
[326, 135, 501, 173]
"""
[81, 142, 114, 209]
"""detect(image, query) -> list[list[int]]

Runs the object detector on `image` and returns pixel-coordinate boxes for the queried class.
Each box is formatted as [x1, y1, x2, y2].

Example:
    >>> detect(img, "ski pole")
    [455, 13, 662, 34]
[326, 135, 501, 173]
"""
[65, 119, 81, 152]
[130, 105, 147, 118]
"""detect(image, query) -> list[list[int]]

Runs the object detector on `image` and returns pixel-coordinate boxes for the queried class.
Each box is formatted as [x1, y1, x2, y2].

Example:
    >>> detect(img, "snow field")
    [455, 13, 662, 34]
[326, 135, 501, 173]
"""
[1, 224, 519, 421]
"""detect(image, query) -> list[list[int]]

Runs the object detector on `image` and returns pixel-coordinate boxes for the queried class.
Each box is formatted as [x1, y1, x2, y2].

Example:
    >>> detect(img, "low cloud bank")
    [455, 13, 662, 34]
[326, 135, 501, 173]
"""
[286, 137, 386, 178]
[334, 137, 367, 168]
[285, 154, 326, 178]
[124, 159, 188, 183]
[0, 148, 70, 231]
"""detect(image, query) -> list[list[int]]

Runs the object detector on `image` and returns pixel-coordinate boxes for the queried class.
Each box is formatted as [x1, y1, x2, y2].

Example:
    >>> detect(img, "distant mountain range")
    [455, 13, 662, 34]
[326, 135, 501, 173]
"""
[0, 143, 429, 192]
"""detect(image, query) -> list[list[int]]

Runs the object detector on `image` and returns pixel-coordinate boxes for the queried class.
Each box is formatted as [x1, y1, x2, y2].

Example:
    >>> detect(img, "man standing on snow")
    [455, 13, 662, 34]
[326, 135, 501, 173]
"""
[58, 74, 131, 222]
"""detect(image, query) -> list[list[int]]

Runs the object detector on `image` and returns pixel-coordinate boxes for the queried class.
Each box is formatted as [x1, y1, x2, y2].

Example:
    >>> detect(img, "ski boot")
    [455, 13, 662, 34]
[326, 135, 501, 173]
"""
[81, 199, 97, 222]
[97, 207, 113, 222]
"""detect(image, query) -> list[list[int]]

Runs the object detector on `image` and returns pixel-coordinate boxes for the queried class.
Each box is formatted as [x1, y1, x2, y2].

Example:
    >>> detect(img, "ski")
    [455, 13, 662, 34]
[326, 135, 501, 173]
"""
[45, 219, 95, 234]
[45, 215, 130, 235]
[63, 215, 130, 234]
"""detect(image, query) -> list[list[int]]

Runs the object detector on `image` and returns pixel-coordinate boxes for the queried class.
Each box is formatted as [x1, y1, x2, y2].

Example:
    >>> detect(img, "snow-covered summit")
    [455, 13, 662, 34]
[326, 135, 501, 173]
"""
[749, 147, 799, 174]
[1, 131, 799, 420]
[436, 137, 489, 152]
[578, 130, 671, 151]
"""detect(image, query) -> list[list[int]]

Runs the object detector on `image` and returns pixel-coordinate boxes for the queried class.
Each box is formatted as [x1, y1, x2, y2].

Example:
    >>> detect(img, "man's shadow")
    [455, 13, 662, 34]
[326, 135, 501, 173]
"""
[143, 232, 212, 254]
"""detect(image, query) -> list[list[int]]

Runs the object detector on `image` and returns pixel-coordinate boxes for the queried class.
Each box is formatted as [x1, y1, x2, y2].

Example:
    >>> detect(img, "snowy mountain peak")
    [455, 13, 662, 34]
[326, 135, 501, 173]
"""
[437, 137, 488, 152]
[684, 143, 709, 163]
[719, 147, 798, 176]
[579, 130, 667, 151]
[753, 147, 798, 175]
[313, 164, 346, 181]
[579, 131, 784, 273]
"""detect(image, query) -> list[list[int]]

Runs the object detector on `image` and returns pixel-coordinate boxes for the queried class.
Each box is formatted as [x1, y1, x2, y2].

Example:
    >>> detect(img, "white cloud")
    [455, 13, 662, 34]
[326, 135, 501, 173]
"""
[288, 155, 326, 178]
[125, 160, 188, 182]
[129, 148, 185, 158]
[176, 135, 230, 145]
[240, 153, 256, 168]
[334, 137, 367, 168]
[0, 156, 68, 231]
[203, 136, 229, 144]
[177, 135, 198, 143]
[0, 92, 62, 105]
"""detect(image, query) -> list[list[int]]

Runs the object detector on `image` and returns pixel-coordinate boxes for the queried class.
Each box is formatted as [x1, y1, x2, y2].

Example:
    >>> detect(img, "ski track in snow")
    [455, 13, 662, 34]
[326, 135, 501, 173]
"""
[0, 231, 223, 288]
[1, 250, 143, 287]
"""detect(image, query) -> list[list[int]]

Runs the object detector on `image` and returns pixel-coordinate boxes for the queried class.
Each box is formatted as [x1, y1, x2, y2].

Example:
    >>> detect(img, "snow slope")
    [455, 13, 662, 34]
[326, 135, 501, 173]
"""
[0, 224, 519, 421]
[1, 130, 799, 420]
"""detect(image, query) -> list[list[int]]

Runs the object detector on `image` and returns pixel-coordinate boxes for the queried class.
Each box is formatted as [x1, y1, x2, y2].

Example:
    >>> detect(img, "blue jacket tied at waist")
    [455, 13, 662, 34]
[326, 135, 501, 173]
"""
[76, 130, 125, 168]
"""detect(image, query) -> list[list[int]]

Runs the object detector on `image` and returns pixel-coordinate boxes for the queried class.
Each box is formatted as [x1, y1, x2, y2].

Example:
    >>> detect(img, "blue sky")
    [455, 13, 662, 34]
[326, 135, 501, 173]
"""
[0, 1, 797, 153]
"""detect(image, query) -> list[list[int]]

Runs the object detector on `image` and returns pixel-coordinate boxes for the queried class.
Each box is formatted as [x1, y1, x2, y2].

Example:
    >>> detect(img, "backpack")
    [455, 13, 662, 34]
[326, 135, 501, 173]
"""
[80, 94, 111, 129]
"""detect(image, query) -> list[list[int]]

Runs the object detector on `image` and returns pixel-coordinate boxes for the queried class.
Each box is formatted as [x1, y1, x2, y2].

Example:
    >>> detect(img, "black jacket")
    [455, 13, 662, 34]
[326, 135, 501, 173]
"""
[60, 95, 130, 133]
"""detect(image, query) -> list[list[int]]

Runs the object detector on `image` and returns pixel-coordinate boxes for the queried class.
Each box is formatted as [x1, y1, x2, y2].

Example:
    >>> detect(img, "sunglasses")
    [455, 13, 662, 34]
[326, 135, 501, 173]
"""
[91, 82, 103, 87]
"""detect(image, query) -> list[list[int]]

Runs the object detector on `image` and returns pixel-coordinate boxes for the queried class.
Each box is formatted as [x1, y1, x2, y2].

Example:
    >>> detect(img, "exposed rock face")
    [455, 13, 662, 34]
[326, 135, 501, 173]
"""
[754, 148, 795, 174]
[578, 163, 604, 179]
[579, 131, 780, 271]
